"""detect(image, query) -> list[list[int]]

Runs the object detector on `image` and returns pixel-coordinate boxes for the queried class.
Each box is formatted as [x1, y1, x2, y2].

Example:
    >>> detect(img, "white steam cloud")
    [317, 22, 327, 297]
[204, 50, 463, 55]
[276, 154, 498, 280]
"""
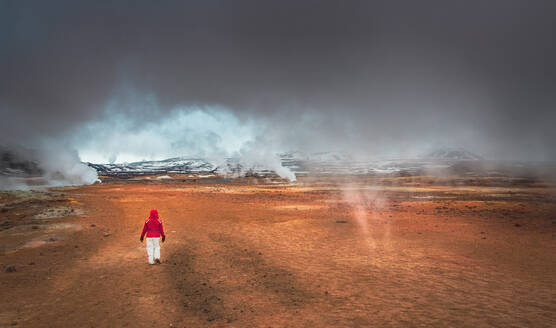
[71, 106, 296, 180]
[0, 141, 99, 190]
[341, 184, 387, 248]
[234, 138, 297, 181]
[35, 142, 100, 186]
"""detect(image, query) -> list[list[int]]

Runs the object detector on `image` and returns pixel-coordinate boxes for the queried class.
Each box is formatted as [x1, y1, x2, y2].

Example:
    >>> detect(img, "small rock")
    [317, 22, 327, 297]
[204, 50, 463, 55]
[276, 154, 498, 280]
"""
[48, 237, 57, 242]
[28, 262, 35, 265]
[32, 225, 39, 230]
[103, 233, 111, 237]
[324, 290, 328, 295]
[74, 245, 79, 248]
[90, 224, 96, 227]
[5, 266, 17, 273]
[335, 220, 348, 224]
[514, 223, 521, 227]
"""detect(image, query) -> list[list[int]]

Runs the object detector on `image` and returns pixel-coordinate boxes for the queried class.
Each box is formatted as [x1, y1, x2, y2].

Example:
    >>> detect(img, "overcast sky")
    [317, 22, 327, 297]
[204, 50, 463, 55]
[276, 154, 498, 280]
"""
[1, 0, 555, 163]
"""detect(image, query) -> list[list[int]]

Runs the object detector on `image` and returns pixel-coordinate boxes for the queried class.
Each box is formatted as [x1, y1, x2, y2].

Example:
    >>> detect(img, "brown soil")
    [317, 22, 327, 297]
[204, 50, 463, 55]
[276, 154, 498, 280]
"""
[1, 177, 555, 327]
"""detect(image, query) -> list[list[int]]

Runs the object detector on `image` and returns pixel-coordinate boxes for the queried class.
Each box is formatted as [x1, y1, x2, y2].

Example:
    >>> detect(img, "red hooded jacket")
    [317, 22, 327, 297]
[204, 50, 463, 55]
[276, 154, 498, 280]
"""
[141, 209, 166, 238]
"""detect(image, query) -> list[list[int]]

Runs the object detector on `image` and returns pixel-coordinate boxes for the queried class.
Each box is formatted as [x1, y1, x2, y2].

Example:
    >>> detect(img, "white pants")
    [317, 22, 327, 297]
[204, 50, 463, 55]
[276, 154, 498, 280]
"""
[146, 237, 161, 264]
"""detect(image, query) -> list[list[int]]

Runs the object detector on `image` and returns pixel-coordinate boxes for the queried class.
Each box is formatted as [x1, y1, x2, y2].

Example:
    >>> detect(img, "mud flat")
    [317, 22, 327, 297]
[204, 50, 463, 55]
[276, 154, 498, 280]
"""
[1, 175, 555, 327]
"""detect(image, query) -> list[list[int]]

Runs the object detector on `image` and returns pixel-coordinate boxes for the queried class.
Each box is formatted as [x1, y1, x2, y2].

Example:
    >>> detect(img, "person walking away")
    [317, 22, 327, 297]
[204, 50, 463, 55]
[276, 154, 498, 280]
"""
[140, 209, 166, 264]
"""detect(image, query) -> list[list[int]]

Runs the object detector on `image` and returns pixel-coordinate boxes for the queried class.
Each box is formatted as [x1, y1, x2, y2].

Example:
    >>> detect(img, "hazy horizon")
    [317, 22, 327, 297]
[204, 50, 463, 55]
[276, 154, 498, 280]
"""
[2, 1, 556, 180]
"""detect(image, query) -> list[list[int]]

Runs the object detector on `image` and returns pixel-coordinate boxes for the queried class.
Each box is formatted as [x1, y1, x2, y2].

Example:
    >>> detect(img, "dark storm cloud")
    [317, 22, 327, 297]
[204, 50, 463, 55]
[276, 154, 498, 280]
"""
[1, 0, 555, 159]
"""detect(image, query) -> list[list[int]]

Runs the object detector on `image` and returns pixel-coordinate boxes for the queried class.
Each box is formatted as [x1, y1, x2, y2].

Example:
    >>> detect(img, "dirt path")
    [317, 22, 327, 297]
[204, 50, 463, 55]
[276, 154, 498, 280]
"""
[2, 181, 555, 327]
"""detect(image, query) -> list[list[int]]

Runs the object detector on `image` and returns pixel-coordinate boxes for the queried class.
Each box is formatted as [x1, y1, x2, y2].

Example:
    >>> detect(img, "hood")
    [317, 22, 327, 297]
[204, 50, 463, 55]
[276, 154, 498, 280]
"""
[148, 209, 159, 221]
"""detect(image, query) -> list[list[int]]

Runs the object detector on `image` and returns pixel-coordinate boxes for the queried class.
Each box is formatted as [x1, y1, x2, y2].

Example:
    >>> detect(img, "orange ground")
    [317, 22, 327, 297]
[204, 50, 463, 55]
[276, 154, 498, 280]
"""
[1, 177, 555, 327]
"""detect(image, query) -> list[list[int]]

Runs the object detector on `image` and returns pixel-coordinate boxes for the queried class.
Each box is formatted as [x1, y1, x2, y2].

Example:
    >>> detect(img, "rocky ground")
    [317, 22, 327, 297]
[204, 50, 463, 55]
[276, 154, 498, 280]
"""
[1, 176, 555, 327]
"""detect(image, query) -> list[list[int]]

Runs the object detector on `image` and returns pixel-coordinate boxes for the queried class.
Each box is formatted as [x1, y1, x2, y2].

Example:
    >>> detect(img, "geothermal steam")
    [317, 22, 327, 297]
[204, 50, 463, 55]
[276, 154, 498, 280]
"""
[74, 106, 296, 181]
[0, 142, 99, 190]
[341, 184, 388, 248]
[36, 143, 100, 186]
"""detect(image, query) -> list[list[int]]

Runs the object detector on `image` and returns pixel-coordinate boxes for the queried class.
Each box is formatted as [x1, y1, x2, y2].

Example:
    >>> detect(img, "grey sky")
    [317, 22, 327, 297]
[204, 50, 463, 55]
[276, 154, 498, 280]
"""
[1, 0, 555, 161]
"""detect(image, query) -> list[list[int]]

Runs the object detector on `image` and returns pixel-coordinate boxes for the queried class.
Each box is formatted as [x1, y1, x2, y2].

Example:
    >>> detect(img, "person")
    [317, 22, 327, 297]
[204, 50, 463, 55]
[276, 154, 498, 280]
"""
[140, 209, 166, 264]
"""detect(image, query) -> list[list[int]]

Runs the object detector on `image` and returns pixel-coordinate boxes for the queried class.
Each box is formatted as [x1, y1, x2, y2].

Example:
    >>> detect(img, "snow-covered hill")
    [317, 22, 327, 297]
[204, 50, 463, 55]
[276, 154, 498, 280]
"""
[87, 157, 217, 176]
[87, 151, 428, 177]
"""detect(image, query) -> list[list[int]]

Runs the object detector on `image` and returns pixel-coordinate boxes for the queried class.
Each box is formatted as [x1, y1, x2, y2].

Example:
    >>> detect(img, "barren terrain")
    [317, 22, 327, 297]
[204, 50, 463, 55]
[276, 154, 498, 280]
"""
[1, 176, 555, 327]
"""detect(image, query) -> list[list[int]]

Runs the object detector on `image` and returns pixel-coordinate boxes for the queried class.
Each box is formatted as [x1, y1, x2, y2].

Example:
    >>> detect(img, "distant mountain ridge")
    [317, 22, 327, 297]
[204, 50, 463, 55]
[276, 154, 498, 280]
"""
[86, 148, 483, 177]
[423, 148, 483, 161]
[0, 146, 42, 176]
